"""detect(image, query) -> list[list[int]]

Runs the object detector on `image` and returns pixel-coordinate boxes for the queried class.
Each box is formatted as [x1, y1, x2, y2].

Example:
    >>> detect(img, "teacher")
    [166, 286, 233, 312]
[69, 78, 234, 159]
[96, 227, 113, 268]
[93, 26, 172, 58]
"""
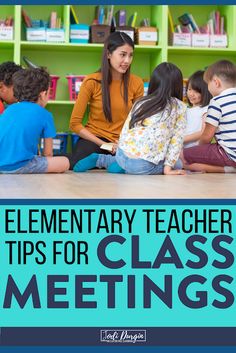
[69, 31, 144, 169]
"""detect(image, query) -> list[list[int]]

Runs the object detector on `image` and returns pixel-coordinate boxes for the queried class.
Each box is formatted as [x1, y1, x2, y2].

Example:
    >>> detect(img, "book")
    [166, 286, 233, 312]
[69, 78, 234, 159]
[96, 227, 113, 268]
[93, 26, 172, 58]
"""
[178, 13, 190, 26]
[131, 12, 137, 27]
[220, 16, 225, 34]
[111, 16, 116, 28]
[50, 11, 57, 29]
[106, 5, 114, 26]
[70, 5, 79, 25]
[5, 16, 13, 26]
[168, 8, 175, 33]
[187, 14, 200, 33]
[178, 13, 200, 33]
[215, 11, 220, 35]
[98, 6, 105, 25]
[116, 9, 126, 26]
[100, 143, 115, 152]
[22, 9, 32, 28]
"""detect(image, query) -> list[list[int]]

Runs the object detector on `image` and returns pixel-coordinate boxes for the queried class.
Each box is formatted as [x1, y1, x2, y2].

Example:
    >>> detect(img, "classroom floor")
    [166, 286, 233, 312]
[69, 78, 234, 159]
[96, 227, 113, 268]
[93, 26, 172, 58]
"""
[0, 171, 234, 199]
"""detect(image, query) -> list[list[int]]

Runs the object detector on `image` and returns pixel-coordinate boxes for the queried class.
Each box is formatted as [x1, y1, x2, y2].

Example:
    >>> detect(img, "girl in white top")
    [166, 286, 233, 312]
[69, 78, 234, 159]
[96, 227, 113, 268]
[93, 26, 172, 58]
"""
[184, 70, 212, 148]
[74, 62, 187, 175]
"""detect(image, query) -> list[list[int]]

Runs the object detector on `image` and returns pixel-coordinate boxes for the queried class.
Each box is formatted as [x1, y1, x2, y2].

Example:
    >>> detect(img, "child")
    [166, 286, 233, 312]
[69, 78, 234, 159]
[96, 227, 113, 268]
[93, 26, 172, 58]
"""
[183, 60, 236, 173]
[0, 61, 23, 111]
[184, 70, 212, 148]
[73, 62, 187, 175]
[0, 68, 69, 174]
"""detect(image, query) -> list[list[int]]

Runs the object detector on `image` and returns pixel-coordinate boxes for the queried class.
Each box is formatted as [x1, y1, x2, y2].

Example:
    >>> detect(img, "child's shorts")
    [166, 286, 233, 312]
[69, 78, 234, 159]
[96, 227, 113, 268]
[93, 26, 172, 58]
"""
[183, 143, 236, 167]
[0, 156, 48, 174]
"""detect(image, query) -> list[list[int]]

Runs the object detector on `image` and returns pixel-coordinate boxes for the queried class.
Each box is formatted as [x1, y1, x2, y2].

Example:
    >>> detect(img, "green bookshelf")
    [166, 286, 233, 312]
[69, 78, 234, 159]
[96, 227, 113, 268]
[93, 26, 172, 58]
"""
[0, 4, 236, 131]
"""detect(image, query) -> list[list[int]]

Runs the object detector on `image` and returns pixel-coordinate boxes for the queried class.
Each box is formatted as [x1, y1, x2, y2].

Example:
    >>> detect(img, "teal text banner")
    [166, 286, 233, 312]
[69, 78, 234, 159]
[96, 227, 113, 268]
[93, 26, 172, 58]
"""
[0, 204, 235, 327]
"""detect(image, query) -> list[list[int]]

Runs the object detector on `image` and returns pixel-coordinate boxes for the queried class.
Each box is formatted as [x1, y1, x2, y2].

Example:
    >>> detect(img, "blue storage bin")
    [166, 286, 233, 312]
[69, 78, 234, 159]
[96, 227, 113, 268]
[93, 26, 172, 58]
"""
[40, 132, 68, 155]
[70, 24, 89, 43]
[71, 133, 80, 150]
[26, 27, 46, 42]
[53, 133, 68, 155]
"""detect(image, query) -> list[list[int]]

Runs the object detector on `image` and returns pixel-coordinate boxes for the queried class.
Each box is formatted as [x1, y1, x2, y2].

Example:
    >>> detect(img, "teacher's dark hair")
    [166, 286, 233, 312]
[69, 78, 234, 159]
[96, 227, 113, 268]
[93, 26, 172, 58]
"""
[101, 31, 134, 122]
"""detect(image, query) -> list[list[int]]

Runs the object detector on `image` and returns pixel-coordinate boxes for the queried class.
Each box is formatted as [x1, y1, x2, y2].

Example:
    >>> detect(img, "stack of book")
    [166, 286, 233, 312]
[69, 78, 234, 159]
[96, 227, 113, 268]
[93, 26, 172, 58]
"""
[93, 5, 114, 26]
[168, 10, 225, 35]
[0, 16, 13, 27]
[22, 9, 65, 43]
[22, 10, 63, 29]
[168, 9, 227, 48]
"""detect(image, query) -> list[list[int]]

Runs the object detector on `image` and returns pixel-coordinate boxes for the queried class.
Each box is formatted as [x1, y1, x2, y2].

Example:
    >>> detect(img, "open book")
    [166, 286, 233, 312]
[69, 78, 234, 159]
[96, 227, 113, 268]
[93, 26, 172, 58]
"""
[100, 143, 115, 152]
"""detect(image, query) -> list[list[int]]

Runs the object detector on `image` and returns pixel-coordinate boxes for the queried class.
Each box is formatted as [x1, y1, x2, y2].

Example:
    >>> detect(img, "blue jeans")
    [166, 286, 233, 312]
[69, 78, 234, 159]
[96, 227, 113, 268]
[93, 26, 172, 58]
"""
[0, 156, 48, 174]
[96, 148, 164, 175]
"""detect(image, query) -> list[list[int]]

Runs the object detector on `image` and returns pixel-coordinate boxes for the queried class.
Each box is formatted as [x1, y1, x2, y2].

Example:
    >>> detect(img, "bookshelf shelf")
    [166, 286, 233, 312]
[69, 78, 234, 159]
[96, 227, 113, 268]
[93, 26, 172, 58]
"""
[1, 3, 236, 131]
[48, 100, 75, 105]
[167, 46, 236, 55]
[20, 41, 162, 53]
[0, 41, 14, 49]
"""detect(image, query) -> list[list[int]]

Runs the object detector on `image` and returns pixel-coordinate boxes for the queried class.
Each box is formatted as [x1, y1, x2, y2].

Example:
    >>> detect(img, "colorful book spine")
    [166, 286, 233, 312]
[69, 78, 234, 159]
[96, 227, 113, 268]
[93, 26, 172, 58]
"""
[98, 6, 104, 25]
[131, 12, 137, 27]
[106, 5, 114, 26]
[168, 8, 175, 33]
[220, 16, 225, 34]
[70, 5, 79, 25]
[117, 10, 126, 26]
[188, 14, 200, 33]
[50, 11, 57, 29]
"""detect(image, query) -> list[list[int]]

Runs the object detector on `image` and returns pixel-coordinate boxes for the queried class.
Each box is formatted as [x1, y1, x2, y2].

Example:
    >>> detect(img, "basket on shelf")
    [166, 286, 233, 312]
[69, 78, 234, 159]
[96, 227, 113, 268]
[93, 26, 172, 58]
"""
[66, 75, 86, 101]
[49, 75, 60, 100]
[90, 25, 111, 43]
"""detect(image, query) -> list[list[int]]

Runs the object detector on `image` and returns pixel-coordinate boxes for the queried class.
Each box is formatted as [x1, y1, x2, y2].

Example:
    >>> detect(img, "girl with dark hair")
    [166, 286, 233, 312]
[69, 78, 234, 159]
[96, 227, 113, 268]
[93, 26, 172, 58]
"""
[73, 62, 187, 175]
[184, 70, 212, 148]
[69, 31, 144, 169]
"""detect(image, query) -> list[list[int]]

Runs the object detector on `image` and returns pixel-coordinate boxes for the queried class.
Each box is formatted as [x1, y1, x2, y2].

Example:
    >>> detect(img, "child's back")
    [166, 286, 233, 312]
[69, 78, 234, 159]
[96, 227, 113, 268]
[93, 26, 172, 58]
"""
[119, 97, 186, 167]
[0, 101, 55, 171]
[0, 68, 69, 174]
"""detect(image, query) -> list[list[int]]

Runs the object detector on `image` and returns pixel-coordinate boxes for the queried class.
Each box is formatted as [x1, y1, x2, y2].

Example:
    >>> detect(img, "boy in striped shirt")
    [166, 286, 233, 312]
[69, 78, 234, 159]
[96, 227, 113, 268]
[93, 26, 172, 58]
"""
[183, 60, 236, 173]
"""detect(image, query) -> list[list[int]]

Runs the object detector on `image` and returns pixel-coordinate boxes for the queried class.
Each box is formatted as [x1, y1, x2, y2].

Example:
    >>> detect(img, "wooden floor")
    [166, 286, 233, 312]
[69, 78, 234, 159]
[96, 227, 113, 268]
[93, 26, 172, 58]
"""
[0, 171, 235, 199]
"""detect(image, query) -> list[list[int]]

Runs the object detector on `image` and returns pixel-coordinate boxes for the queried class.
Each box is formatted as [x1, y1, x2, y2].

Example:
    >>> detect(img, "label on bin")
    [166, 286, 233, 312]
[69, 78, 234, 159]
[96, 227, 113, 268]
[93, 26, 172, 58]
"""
[70, 29, 89, 40]
[53, 140, 62, 150]
[0, 26, 13, 40]
[75, 81, 83, 93]
[118, 30, 134, 41]
[139, 31, 157, 42]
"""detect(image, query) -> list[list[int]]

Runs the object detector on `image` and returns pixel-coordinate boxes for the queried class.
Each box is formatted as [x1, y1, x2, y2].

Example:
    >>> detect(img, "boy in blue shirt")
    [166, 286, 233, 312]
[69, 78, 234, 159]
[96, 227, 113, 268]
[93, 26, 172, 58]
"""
[0, 68, 69, 173]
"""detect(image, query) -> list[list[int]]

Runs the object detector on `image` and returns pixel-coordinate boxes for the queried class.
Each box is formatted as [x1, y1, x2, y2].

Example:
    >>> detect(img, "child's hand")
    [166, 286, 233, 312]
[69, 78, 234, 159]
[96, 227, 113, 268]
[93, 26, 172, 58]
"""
[164, 165, 186, 175]
[112, 140, 119, 154]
